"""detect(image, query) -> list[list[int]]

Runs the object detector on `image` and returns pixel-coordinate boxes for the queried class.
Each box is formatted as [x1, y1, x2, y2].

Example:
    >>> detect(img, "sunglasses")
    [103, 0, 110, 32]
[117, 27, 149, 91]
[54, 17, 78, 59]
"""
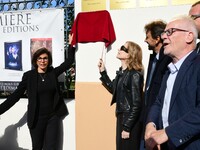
[120, 45, 128, 53]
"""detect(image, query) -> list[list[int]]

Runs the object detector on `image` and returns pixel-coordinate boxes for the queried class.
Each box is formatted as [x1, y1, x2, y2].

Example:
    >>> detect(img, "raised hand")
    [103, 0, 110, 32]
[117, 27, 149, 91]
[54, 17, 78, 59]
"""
[98, 58, 105, 72]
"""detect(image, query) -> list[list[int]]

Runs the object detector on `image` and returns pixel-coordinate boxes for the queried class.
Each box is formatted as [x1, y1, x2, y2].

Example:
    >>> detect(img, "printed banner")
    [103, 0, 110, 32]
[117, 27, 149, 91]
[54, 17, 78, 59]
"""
[0, 8, 65, 92]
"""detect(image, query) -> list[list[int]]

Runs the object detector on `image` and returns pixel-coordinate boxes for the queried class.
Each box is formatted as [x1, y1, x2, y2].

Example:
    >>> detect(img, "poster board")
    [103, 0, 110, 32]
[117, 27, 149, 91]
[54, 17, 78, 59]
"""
[0, 8, 65, 93]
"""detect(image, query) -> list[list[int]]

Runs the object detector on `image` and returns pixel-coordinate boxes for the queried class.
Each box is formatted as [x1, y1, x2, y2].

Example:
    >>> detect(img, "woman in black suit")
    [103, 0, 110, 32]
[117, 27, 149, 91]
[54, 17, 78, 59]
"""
[0, 35, 75, 150]
[98, 41, 144, 150]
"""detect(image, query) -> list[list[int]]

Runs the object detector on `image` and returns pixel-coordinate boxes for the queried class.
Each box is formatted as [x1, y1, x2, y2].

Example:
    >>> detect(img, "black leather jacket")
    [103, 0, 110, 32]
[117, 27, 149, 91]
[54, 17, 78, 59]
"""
[100, 68, 143, 132]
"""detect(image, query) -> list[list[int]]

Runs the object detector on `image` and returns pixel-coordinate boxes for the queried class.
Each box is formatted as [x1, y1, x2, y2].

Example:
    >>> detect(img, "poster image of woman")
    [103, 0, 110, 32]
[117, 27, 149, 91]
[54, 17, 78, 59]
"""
[4, 40, 22, 71]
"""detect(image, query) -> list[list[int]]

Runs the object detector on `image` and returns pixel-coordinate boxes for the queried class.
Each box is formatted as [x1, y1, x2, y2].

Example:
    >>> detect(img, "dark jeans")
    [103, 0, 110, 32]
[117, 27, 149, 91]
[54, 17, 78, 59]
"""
[29, 115, 63, 150]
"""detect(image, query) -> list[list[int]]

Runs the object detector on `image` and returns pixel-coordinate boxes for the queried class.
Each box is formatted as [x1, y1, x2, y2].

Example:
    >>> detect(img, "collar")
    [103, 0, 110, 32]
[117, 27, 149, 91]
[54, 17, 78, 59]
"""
[168, 63, 178, 74]
[168, 51, 193, 74]
[156, 52, 159, 60]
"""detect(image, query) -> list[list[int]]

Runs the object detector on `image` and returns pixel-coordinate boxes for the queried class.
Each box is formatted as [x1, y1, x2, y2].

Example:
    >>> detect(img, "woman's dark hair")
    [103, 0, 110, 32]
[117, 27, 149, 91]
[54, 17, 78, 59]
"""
[32, 47, 52, 68]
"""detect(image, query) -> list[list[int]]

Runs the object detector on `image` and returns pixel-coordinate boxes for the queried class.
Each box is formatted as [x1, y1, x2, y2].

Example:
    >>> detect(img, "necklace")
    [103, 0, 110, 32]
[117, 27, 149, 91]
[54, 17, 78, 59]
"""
[39, 73, 45, 82]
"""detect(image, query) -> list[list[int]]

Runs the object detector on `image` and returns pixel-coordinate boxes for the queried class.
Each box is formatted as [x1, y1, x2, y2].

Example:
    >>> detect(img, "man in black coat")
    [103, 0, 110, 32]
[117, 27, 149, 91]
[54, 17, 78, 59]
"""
[140, 20, 172, 150]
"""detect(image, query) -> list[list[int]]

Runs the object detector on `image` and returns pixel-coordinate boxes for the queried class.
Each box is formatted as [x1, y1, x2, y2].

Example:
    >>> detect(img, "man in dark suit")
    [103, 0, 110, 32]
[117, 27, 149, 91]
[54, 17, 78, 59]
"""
[143, 20, 172, 120]
[145, 15, 200, 150]
[140, 20, 172, 150]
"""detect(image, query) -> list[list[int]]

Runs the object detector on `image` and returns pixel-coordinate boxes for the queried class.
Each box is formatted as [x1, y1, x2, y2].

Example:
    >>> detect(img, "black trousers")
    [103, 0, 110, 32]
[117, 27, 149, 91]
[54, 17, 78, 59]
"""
[116, 114, 142, 150]
[29, 115, 63, 150]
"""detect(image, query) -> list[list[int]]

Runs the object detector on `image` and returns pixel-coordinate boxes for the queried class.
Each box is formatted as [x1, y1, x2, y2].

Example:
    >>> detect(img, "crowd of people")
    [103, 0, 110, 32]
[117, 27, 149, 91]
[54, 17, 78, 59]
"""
[0, 1, 200, 150]
[98, 1, 200, 150]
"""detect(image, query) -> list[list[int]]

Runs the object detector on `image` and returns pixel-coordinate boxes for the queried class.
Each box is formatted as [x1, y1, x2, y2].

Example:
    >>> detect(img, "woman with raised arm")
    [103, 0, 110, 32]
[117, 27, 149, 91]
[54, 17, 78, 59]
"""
[98, 41, 144, 150]
[0, 34, 75, 150]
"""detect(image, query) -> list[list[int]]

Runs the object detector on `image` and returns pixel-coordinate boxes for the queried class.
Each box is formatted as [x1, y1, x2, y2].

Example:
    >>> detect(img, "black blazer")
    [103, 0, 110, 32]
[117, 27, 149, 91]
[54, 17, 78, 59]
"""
[144, 47, 172, 119]
[0, 46, 75, 129]
[140, 47, 172, 138]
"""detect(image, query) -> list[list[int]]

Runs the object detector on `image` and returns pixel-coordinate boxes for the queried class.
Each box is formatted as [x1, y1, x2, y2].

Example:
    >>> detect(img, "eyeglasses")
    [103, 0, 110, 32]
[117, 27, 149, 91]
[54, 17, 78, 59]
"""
[190, 14, 200, 20]
[161, 28, 189, 37]
[120, 45, 128, 53]
[37, 57, 48, 62]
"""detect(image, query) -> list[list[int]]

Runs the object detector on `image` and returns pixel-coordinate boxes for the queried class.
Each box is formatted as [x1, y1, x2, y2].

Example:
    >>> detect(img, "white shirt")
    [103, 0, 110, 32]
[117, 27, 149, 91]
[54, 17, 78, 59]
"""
[162, 51, 192, 128]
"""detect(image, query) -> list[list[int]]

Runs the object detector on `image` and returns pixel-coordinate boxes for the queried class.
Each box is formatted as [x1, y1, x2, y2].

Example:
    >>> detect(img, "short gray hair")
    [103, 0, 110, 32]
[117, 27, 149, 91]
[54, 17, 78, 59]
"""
[170, 15, 198, 40]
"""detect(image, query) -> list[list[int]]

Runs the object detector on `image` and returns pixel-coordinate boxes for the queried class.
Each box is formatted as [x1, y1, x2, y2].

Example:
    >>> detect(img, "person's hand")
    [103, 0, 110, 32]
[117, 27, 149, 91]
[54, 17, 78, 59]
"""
[121, 130, 130, 139]
[145, 122, 157, 150]
[98, 58, 105, 72]
[145, 123, 168, 150]
[145, 122, 157, 141]
[147, 129, 168, 149]
[68, 33, 73, 45]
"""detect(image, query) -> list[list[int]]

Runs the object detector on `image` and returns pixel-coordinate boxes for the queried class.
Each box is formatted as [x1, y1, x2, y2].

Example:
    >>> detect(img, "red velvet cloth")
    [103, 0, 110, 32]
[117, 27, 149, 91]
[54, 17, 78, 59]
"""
[71, 10, 116, 47]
